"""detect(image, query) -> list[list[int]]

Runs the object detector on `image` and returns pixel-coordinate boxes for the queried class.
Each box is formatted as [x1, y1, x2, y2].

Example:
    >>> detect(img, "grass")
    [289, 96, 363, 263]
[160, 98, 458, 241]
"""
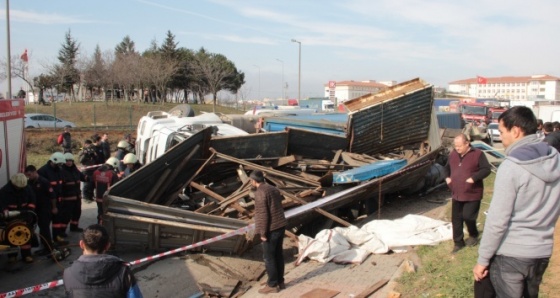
[395, 173, 496, 297]
[25, 101, 245, 129]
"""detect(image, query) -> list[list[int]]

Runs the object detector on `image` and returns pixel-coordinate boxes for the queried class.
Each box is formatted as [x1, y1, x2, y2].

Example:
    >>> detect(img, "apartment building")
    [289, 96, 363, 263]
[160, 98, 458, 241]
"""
[323, 80, 390, 103]
[448, 75, 560, 101]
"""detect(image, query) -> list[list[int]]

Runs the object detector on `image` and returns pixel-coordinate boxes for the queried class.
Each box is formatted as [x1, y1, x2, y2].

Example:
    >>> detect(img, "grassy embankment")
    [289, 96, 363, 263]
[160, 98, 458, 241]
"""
[25, 101, 243, 166]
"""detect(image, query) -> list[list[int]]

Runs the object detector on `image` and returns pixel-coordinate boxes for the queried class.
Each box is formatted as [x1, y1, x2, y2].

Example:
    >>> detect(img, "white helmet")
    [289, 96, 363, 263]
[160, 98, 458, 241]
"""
[10, 173, 28, 188]
[123, 153, 137, 165]
[117, 140, 129, 149]
[50, 152, 66, 164]
[105, 157, 120, 168]
[64, 152, 74, 161]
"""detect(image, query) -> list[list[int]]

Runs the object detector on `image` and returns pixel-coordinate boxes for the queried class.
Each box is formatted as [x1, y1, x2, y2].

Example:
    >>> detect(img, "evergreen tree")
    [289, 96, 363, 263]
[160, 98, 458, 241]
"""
[55, 29, 80, 94]
[115, 35, 137, 56]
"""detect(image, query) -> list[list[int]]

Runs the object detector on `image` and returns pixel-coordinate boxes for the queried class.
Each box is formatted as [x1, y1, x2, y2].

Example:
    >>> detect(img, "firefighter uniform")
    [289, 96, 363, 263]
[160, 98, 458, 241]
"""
[26, 169, 57, 253]
[60, 154, 87, 234]
[38, 153, 66, 243]
[0, 174, 36, 263]
[93, 157, 120, 224]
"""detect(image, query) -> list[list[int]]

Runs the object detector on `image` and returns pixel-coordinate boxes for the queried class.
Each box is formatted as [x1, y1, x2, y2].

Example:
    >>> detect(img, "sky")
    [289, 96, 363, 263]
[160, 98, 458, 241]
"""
[1, 0, 559, 100]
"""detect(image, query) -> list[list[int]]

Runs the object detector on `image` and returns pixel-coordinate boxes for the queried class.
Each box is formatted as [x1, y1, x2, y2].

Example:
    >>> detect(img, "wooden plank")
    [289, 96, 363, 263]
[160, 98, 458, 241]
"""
[354, 278, 390, 298]
[165, 151, 216, 206]
[194, 201, 218, 214]
[300, 288, 340, 298]
[273, 155, 296, 167]
[190, 181, 251, 217]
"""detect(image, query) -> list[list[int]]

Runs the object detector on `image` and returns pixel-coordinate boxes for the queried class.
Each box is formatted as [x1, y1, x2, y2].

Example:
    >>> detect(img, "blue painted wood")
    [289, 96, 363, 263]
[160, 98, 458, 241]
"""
[333, 159, 407, 184]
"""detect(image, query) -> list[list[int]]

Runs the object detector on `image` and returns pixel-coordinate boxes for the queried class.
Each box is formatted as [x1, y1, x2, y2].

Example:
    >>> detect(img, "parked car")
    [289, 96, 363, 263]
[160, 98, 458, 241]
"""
[488, 123, 500, 142]
[24, 113, 76, 128]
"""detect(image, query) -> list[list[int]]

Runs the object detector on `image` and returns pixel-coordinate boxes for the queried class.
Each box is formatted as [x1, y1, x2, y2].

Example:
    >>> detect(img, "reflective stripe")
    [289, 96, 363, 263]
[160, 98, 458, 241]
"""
[50, 181, 57, 186]
[62, 196, 78, 201]
[27, 204, 36, 209]
[52, 223, 67, 228]
[70, 220, 79, 224]
[21, 244, 31, 249]
[95, 198, 103, 203]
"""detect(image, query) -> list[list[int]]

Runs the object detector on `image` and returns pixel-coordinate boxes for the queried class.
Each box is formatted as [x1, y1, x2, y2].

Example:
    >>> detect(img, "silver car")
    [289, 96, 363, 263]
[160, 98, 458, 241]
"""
[488, 123, 501, 142]
[24, 113, 76, 128]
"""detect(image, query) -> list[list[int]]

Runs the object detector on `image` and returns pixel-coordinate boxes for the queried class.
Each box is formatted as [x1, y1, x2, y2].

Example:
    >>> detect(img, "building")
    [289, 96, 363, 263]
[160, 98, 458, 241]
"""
[323, 80, 389, 103]
[448, 75, 560, 101]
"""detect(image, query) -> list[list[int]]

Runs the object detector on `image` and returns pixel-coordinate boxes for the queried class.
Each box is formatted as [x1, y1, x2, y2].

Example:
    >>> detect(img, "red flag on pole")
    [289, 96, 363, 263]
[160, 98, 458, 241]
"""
[20, 49, 28, 62]
[477, 76, 487, 84]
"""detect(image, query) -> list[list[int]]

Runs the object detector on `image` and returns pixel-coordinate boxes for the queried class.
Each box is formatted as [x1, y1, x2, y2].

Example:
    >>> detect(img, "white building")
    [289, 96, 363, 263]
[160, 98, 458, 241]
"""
[323, 80, 388, 103]
[448, 75, 560, 101]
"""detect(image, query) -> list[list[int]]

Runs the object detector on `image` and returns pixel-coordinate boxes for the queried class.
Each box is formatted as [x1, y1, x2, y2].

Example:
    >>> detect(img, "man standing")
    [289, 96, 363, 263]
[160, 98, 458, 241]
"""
[60, 126, 72, 153]
[38, 152, 68, 245]
[445, 133, 491, 253]
[24, 165, 59, 256]
[60, 153, 86, 234]
[473, 106, 560, 297]
[63, 224, 143, 297]
[250, 170, 287, 294]
[100, 133, 111, 162]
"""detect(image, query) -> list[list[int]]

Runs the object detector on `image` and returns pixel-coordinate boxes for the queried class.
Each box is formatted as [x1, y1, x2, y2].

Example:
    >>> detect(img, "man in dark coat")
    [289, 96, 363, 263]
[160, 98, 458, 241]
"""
[250, 170, 287, 294]
[445, 133, 491, 253]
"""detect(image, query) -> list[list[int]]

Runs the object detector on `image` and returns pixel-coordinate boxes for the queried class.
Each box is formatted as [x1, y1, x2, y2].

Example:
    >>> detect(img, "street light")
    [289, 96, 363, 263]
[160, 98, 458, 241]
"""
[6, 0, 12, 99]
[275, 58, 284, 102]
[291, 39, 301, 102]
[253, 64, 260, 100]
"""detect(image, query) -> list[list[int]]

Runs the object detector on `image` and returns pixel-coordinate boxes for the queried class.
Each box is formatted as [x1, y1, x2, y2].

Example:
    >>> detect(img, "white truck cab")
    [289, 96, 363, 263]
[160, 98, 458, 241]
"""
[136, 111, 248, 164]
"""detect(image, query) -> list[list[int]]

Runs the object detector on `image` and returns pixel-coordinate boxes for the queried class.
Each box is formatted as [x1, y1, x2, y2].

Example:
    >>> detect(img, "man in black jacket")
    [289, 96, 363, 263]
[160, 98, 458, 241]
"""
[250, 170, 287, 294]
[63, 224, 142, 297]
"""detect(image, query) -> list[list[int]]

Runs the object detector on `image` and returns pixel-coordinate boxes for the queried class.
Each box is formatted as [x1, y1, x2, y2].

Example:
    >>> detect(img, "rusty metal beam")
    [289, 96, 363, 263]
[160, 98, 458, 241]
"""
[210, 148, 320, 187]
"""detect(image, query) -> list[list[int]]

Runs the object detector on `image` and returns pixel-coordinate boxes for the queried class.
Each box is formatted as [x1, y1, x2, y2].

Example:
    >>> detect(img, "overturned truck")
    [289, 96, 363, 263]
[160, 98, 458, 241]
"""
[103, 78, 444, 254]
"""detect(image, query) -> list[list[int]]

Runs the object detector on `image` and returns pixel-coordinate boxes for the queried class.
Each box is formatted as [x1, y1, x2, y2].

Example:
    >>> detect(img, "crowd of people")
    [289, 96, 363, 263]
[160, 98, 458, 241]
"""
[0, 131, 142, 263]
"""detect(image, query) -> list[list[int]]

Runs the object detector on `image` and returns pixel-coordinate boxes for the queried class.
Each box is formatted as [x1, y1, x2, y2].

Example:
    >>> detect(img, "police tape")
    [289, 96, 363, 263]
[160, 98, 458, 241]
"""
[0, 158, 432, 297]
[0, 224, 256, 298]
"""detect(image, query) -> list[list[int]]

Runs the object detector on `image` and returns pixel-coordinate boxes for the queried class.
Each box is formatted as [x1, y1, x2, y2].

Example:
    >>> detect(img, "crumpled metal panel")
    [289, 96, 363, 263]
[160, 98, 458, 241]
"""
[344, 78, 433, 155]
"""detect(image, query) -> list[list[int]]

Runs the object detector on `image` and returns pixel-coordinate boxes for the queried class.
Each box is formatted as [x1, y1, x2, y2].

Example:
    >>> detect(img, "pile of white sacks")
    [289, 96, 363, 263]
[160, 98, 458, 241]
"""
[296, 214, 453, 265]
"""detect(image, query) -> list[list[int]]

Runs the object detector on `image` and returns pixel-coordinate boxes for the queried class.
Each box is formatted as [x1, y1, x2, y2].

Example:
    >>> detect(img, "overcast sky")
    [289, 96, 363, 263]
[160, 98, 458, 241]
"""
[1, 0, 559, 99]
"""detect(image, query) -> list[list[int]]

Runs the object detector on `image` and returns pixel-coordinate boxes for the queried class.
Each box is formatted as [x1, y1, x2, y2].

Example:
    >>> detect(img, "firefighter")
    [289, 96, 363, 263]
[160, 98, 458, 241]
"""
[122, 153, 142, 178]
[93, 157, 120, 224]
[38, 152, 67, 245]
[79, 139, 99, 203]
[24, 165, 59, 256]
[60, 153, 87, 235]
[0, 173, 36, 263]
[115, 140, 131, 174]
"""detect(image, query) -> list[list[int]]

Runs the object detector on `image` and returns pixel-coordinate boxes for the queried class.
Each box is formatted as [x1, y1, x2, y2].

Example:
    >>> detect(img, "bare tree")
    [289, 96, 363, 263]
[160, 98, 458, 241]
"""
[142, 55, 179, 104]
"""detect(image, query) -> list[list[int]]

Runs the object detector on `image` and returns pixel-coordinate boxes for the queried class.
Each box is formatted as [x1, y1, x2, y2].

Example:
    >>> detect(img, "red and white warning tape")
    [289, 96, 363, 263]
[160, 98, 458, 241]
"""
[79, 163, 104, 171]
[0, 224, 255, 298]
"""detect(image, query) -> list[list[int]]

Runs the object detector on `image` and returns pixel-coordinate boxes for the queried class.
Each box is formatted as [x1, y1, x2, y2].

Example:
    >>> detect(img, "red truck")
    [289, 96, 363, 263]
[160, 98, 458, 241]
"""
[458, 102, 492, 124]
[489, 107, 507, 123]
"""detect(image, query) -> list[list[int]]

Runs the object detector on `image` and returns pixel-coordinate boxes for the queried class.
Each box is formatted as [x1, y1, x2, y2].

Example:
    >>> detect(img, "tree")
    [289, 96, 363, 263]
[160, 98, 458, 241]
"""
[193, 48, 242, 112]
[160, 30, 179, 60]
[0, 53, 35, 94]
[115, 35, 137, 56]
[54, 29, 80, 100]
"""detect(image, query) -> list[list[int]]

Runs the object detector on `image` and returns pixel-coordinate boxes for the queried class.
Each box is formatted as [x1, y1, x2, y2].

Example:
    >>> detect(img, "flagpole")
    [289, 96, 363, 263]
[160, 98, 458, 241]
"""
[5, 0, 12, 99]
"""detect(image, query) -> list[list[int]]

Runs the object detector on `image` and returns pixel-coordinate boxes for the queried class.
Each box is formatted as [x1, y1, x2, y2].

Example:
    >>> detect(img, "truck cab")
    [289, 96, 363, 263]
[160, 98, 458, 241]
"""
[458, 102, 491, 124]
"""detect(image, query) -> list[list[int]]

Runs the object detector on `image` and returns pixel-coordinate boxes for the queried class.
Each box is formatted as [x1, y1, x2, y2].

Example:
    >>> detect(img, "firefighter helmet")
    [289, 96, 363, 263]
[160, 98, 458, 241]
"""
[117, 140, 129, 149]
[50, 152, 66, 164]
[123, 153, 137, 165]
[64, 152, 74, 161]
[105, 157, 120, 168]
[10, 173, 28, 188]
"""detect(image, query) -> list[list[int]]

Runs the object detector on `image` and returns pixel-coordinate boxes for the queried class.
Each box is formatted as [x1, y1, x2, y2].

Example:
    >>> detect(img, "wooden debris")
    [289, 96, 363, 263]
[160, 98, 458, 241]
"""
[388, 291, 402, 298]
[354, 278, 389, 298]
[301, 288, 340, 298]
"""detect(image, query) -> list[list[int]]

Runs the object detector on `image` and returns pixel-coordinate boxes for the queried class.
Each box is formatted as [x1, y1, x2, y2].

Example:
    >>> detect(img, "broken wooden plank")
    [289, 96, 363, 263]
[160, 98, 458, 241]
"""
[190, 181, 251, 217]
[301, 288, 340, 298]
[354, 278, 389, 298]
[211, 148, 321, 187]
[165, 151, 216, 206]
[279, 190, 351, 227]
[194, 201, 218, 214]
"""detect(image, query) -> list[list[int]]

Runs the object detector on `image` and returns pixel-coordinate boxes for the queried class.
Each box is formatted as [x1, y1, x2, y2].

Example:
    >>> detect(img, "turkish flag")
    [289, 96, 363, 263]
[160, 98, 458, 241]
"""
[20, 49, 28, 62]
[477, 76, 487, 84]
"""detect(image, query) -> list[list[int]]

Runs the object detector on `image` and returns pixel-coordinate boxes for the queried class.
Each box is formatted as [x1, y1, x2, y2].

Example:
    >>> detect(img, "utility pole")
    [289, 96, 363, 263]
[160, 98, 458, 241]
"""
[276, 58, 284, 103]
[253, 64, 260, 101]
[6, 0, 12, 99]
[291, 39, 301, 102]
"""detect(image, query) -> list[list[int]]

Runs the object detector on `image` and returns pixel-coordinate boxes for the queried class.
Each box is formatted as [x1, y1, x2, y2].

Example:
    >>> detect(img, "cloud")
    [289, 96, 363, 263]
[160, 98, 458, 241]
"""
[178, 31, 277, 45]
[0, 9, 95, 24]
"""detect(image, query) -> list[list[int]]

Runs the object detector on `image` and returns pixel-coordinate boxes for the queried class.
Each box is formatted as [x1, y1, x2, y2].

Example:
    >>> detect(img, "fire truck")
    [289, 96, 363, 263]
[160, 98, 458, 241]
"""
[458, 102, 493, 124]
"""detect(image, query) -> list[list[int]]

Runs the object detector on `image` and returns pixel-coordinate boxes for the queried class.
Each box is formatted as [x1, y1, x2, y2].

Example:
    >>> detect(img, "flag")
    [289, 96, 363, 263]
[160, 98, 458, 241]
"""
[477, 76, 487, 84]
[20, 49, 28, 63]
